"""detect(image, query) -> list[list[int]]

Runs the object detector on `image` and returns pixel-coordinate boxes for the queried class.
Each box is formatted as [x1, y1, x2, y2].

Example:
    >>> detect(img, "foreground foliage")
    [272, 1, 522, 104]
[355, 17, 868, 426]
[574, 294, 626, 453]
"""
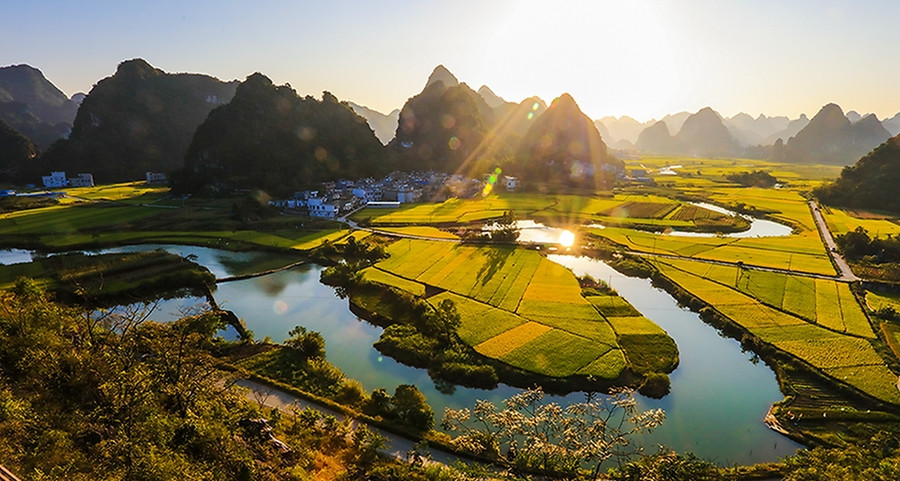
[442, 386, 664, 480]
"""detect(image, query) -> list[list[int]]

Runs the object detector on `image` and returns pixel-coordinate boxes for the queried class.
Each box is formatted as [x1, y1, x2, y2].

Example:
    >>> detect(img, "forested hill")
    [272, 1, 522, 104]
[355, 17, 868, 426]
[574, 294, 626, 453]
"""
[174, 73, 387, 197]
[513, 93, 622, 191]
[36, 59, 238, 184]
[0, 119, 38, 182]
[390, 76, 503, 174]
[814, 133, 900, 213]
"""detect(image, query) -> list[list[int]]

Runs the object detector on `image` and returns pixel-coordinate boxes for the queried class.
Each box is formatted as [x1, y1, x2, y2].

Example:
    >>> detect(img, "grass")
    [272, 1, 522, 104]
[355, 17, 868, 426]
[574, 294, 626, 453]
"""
[882, 322, 900, 362]
[0, 250, 214, 303]
[593, 226, 835, 276]
[430, 291, 527, 346]
[868, 290, 900, 312]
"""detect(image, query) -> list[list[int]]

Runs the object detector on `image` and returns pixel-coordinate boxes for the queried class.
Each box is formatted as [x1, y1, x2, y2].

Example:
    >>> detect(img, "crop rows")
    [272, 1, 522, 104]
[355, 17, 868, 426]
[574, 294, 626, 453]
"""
[586, 296, 641, 317]
[430, 292, 526, 345]
[602, 201, 678, 219]
[501, 329, 613, 378]
[667, 204, 723, 221]
[474, 322, 551, 358]
[657, 258, 900, 405]
[370, 238, 674, 381]
[361, 267, 426, 297]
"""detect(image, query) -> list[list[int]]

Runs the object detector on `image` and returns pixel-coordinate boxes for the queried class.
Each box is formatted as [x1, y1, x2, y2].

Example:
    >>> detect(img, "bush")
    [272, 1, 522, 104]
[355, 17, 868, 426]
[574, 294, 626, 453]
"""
[638, 372, 671, 399]
[429, 362, 498, 389]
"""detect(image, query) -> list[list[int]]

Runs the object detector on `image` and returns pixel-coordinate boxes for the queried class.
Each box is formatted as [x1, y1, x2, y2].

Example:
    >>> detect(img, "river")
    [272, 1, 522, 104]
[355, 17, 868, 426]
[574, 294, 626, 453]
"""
[0, 241, 803, 464]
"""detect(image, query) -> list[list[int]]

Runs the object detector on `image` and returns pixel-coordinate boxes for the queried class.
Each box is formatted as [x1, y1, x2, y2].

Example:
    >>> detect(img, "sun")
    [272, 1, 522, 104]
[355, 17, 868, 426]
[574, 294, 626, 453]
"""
[482, 0, 678, 121]
[558, 229, 576, 247]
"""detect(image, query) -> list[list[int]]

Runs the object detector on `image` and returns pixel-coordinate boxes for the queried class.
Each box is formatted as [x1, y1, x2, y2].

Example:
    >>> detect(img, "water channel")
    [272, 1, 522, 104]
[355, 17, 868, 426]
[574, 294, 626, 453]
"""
[0, 202, 804, 464]
[1, 241, 803, 465]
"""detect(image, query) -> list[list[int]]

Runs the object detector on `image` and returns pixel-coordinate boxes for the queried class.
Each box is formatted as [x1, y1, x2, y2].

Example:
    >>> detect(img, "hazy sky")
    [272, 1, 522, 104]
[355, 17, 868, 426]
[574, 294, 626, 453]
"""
[3, 0, 899, 121]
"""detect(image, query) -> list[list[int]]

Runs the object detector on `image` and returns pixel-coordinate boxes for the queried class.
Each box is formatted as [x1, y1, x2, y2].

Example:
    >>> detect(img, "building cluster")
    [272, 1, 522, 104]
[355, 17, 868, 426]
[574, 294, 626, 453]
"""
[41, 171, 94, 188]
[269, 171, 490, 218]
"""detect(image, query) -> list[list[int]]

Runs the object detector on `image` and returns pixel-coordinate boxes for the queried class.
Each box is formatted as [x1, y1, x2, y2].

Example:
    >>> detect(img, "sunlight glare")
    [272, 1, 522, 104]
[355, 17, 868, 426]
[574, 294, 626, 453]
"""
[559, 229, 576, 247]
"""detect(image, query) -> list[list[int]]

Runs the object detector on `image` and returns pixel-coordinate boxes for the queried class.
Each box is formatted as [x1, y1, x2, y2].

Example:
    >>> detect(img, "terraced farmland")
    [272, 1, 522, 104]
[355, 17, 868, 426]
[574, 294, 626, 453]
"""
[367, 239, 678, 381]
[655, 258, 900, 405]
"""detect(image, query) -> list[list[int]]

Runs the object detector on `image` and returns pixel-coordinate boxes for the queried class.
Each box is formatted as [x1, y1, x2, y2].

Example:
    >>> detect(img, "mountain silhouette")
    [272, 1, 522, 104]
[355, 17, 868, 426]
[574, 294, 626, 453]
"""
[36, 59, 239, 183]
[0, 64, 80, 148]
[176, 73, 386, 196]
[477, 85, 507, 109]
[424, 65, 459, 90]
[635, 120, 679, 154]
[348, 102, 399, 144]
[673, 107, 740, 156]
[514, 93, 622, 191]
[777, 103, 890, 165]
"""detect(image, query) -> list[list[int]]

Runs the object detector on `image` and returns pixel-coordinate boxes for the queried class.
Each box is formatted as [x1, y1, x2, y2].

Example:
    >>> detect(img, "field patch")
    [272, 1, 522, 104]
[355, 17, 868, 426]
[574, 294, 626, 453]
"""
[360, 267, 426, 297]
[587, 295, 641, 317]
[431, 292, 527, 346]
[474, 322, 551, 358]
[577, 349, 628, 380]
[502, 329, 613, 378]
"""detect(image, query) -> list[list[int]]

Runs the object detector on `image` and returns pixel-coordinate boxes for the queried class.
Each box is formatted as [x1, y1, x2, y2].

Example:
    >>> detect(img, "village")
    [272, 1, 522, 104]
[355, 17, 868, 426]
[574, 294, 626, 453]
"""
[267, 171, 520, 219]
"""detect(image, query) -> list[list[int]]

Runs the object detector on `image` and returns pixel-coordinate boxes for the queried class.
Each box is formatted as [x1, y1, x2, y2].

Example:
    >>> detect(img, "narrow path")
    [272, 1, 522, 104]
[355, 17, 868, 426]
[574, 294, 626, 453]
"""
[808, 200, 859, 281]
[216, 260, 309, 283]
[235, 379, 463, 466]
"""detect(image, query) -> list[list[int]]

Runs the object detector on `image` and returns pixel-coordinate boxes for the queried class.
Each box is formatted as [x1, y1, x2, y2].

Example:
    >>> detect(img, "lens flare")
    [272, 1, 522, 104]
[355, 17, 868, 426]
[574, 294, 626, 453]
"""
[559, 230, 576, 247]
[273, 300, 288, 314]
[448, 136, 461, 150]
[482, 167, 502, 197]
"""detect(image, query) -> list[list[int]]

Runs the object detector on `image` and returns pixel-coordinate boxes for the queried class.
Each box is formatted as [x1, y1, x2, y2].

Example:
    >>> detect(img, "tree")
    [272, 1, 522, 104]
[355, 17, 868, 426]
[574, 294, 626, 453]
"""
[420, 298, 461, 344]
[391, 384, 434, 431]
[488, 210, 520, 243]
[285, 325, 326, 359]
[442, 386, 665, 479]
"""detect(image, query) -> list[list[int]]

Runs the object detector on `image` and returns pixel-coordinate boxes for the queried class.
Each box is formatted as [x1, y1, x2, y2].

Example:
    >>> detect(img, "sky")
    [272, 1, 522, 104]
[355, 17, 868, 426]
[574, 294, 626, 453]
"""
[2, 0, 900, 122]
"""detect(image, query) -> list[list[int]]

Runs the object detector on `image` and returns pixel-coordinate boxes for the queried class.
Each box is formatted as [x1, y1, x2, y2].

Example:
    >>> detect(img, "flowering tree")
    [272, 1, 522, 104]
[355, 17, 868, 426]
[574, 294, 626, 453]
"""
[441, 386, 665, 479]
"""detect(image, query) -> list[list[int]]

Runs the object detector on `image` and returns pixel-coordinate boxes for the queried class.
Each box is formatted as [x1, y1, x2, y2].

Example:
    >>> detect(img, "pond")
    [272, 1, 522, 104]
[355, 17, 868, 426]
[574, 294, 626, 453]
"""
[4, 243, 803, 464]
[496, 202, 792, 247]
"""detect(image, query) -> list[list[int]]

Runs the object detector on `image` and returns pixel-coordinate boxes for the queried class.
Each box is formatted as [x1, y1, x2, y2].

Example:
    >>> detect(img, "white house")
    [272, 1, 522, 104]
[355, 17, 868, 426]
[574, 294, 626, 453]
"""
[307, 197, 337, 218]
[69, 173, 94, 187]
[42, 171, 68, 188]
[146, 172, 168, 184]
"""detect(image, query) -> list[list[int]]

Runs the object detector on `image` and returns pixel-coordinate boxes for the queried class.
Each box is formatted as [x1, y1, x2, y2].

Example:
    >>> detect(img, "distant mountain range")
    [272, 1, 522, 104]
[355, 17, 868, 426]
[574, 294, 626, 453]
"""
[347, 102, 398, 145]
[0, 64, 81, 149]
[773, 104, 891, 165]
[3, 60, 900, 187]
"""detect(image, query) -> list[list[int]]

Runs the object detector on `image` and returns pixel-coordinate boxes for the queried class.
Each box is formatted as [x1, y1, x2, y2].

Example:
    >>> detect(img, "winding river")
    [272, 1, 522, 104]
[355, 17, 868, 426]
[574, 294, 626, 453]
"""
[0, 203, 804, 464]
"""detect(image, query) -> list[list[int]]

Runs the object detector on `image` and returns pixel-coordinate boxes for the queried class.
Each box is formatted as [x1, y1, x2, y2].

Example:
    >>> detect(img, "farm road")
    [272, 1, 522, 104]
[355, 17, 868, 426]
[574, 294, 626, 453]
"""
[808, 200, 859, 282]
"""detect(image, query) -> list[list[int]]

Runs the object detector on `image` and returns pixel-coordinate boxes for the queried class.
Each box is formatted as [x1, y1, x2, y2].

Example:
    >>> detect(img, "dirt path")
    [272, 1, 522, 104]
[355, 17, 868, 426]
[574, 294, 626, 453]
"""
[808, 200, 859, 281]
